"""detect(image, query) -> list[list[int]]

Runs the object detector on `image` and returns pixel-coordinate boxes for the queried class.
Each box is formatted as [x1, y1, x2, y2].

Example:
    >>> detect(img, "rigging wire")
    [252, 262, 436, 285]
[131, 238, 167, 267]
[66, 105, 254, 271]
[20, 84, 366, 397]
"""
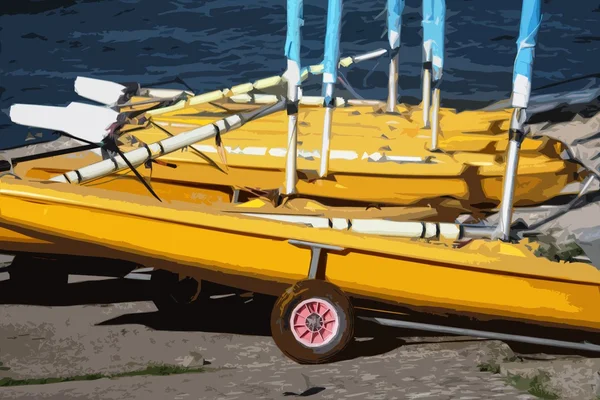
[338, 71, 364, 100]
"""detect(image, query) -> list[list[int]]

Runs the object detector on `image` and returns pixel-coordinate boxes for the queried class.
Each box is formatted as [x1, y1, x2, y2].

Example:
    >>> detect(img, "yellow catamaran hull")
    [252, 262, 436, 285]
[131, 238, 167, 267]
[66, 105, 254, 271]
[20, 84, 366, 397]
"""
[12, 102, 578, 210]
[1, 177, 598, 333]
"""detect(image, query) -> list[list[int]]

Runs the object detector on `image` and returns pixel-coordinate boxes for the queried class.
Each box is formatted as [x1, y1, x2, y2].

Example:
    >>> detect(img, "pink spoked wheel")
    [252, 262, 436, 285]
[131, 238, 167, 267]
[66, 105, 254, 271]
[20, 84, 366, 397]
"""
[290, 298, 340, 347]
[271, 280, 354, 364]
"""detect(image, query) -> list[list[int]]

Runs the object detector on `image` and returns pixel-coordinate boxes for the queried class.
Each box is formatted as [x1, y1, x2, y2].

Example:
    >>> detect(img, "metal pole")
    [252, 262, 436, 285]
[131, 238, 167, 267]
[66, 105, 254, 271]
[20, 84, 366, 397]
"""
[319, 0, 343, 178]
[495, 108, 527, 241]
[421, 0, 433, 128]
[386, 0, 405, 113]
[422, 71, 432, 128]
[494, 0, 541, 241]
[429, 0, 445, 151]
[283, 0, 304, 195]
[430, 86, 440, 150]
[362, 317, 600, 354]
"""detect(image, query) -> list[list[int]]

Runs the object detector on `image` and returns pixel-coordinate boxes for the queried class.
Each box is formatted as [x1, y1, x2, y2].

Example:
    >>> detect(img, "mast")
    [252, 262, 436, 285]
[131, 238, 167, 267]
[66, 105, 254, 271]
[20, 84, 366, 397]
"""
[421, 0, 433, 128]
[386, 0, 405, 113]
[283, 0, 304, 195]
[429, 0, 445, 151]
[319, 0, 343, 178]
[494, 0, 542, 241]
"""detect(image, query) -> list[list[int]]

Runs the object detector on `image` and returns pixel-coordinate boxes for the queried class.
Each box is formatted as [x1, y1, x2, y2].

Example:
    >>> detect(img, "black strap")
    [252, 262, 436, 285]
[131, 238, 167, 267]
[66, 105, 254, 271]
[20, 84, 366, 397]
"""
[74, 170, 83, 184]
[149, 121, 226, 174]
[106, 142, 162, 202]
[286, 100, 299, 115]
[141, 142, 152, 158]
[213, 124, 224, 154]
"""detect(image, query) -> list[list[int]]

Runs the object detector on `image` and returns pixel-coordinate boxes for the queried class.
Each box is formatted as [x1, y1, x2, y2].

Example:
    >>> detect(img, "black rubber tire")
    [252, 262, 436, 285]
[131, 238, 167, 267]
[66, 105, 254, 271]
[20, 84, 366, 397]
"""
[152, 269, 202, 312]
[270, 279, 354, 364]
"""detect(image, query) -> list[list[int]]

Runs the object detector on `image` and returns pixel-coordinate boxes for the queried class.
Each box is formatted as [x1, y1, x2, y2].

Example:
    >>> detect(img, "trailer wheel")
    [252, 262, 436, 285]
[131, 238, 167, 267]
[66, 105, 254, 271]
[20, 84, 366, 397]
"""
[152, 269, 202, 312]
[270, 280, 354, 364]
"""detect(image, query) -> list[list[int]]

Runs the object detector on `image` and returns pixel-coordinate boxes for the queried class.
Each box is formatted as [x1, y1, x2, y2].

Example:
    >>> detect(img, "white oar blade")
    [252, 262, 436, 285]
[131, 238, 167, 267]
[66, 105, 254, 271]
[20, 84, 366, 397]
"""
[10, 102, 119, 143]
[62, 102, 119, 143]
[10, 104, 69, 132]
[74, 76, 127, 105]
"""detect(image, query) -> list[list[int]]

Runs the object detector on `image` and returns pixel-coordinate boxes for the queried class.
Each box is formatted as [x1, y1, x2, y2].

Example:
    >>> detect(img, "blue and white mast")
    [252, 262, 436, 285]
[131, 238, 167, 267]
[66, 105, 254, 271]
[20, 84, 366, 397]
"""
[495, 0, 542, 241]
[421, 0, 445, 129]
[319, 0, 343, 178]
[386, 0, 405, 113]
[421, 0, 433, 128]
[428, 0, 445, 150]
[283, 0, 304, 195]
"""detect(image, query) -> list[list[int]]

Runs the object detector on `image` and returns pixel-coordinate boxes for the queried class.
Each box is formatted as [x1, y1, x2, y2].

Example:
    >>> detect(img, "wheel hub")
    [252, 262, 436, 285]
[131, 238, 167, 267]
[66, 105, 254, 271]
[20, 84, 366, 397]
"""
[305, 313, 323, 332]
[290, 298, 340, 348]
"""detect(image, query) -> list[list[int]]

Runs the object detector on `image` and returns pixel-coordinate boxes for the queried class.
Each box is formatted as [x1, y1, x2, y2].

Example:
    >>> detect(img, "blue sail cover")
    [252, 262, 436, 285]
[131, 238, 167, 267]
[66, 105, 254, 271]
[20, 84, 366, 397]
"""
[387, 0, 405, 51]
[322, 0, 342, 86]
[285, 0, 304, 85]
[512, 0, 542, 108]
[422, 0, 446, 82]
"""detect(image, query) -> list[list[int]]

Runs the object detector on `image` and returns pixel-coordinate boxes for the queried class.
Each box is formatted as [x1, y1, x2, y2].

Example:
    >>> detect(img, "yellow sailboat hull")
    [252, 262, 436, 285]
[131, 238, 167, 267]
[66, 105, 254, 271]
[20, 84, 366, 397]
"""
[1, 178, 598, 332]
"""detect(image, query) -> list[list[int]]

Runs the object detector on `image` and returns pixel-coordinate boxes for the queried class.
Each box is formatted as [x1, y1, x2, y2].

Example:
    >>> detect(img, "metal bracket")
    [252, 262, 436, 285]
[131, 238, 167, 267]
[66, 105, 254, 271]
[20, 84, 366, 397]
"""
[231, 189, 240, 204]
[288, 240, 344, 280]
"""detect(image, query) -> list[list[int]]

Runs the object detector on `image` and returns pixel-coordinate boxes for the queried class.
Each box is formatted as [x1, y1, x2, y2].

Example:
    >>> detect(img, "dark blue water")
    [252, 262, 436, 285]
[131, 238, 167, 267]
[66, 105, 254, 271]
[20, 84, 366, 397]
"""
[1, 0, 599, 149]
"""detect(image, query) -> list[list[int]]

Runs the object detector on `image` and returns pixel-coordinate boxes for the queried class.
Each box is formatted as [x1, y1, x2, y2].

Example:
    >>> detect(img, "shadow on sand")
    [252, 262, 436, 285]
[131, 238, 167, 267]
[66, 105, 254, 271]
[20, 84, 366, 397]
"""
[0, 275, 597, 361]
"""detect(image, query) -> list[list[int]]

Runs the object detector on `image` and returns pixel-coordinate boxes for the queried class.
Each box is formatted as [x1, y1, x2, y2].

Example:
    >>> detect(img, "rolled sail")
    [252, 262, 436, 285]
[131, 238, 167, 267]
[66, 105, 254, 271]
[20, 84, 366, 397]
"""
[323, 0, 342, 87]
[512, 0, 542, 109]
[387, 0, 405, 51]
[422, 0, 446, 82]
[285, 0, 304, 85]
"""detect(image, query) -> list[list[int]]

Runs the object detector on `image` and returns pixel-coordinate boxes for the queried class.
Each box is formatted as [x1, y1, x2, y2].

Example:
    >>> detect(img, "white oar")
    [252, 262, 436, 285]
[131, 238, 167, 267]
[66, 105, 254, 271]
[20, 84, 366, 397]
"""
[49, 99, 285, 185]
[9, 102, 120, 145]
[239, 212, 489, 241]
[74, 76, 130, 106]
[75, 76, 192, 108]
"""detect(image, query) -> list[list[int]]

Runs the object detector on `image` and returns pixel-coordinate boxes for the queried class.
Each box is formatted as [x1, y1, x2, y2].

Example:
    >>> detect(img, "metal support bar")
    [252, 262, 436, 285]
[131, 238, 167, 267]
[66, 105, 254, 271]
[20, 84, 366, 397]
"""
[231, 189, 240, 204]
[288, 240, 344, 279]
[386, 51, 399, 113]
[123, 272, 152, 281]
[352, 48, 387, 63]
[430, 86, 441, 150]
[525, 174, 598, 232]
[319, 84, 335, 178]
[422, 66, 432, 128]
[493, 108, 528, 241]
[307, 247, 322, 279]
[362, 316, 600, 353]
[284, 81, 300, 195]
